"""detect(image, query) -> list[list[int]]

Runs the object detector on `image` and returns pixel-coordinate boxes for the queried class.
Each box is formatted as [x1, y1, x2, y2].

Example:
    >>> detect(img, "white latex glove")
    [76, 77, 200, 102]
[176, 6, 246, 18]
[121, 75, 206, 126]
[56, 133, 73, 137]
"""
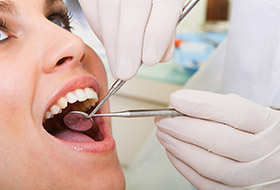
[156, 89, 280, 190]
[78, 0, 185, 80]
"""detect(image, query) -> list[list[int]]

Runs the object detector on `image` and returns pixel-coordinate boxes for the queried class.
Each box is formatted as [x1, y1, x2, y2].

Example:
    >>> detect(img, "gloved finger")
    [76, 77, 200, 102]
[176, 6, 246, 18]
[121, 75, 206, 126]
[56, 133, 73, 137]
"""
[157, 130, 258, 188]
[170, 147, 280, 190]
[113, 0, 152, 80]
[156, 116, 262, 162]
[87, 0, 121, 79]
[165, 152, 234, 190]
[142, 0, 184, 66]
[170, 89, 280, 134]
[167, 152, 280, 190]
[160, 31, 176, 63]
[78, 0, 102, 41]
[157, 130, 240, 187]
[157, 116, 280, 188]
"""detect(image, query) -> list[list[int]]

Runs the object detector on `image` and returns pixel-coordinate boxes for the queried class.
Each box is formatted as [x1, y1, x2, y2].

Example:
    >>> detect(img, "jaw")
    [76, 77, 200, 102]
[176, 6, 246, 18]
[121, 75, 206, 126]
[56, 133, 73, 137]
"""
[0, 125, 125, 190]
[6, 102, 125, 189]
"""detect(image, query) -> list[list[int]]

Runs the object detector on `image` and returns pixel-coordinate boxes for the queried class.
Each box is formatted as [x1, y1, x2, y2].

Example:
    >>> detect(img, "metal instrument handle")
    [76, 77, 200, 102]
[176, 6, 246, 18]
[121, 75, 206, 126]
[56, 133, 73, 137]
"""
[91, 108, 184, 118]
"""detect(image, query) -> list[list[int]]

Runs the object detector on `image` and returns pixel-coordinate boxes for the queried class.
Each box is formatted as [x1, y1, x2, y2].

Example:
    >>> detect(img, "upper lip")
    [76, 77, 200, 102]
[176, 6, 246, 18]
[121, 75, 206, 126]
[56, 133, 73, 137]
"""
[43, 75, 100, 121]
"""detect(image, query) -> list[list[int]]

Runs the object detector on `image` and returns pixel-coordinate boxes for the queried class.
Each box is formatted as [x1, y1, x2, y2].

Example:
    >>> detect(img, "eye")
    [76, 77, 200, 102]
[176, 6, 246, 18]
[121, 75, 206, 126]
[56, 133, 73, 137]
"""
[49, 16, 66, 28]
[0, 29, 9, 42]
[47, 10, 72, 31]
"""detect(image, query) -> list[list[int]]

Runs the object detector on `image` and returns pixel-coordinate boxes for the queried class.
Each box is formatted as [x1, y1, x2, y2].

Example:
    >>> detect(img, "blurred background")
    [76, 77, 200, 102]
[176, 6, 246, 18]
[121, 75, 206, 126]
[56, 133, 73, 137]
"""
[70, 0, 231, 189]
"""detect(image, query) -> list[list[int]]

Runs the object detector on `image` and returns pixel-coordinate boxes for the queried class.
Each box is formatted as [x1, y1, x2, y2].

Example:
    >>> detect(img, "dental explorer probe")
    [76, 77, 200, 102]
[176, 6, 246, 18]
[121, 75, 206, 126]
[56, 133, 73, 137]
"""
[85, 0, 201, 119]
[71, 108, 184, 118]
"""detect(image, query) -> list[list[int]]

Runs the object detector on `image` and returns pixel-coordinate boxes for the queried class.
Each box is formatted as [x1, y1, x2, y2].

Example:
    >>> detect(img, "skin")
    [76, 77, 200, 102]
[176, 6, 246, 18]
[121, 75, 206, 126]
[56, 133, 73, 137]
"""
[0, 0, 125, 189]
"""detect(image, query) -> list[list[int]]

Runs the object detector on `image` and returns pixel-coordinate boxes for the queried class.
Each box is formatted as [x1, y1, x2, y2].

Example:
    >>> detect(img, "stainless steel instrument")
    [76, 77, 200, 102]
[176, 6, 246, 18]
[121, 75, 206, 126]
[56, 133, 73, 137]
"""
[84, 108, 183, 118]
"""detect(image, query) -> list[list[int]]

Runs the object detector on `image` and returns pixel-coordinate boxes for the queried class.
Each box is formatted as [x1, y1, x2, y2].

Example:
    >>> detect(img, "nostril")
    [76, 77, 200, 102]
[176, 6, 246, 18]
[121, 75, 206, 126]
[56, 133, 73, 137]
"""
[56, 56, 72, 66]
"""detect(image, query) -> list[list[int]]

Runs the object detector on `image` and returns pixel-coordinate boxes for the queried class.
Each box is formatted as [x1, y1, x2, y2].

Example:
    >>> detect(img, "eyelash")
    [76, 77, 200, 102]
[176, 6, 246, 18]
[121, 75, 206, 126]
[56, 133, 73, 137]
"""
[0, 18, 11, 43]
[47, 8, 73, 31]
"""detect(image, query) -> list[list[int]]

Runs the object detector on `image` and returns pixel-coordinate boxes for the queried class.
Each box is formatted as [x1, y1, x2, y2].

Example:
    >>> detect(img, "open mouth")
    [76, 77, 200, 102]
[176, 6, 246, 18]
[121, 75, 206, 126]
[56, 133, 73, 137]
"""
[43, 87, 104, 143]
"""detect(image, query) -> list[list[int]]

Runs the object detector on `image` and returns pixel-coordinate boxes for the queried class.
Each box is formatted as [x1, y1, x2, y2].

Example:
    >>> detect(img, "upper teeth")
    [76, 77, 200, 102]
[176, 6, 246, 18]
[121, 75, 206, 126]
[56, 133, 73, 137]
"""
[44, 87, 98, 122]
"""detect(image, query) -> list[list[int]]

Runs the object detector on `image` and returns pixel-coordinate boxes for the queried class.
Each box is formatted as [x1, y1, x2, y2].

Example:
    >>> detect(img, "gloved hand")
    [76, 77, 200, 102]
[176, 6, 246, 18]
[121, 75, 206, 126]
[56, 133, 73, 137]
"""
[78, 0, 185, 80]
[156, 89, 280, 190]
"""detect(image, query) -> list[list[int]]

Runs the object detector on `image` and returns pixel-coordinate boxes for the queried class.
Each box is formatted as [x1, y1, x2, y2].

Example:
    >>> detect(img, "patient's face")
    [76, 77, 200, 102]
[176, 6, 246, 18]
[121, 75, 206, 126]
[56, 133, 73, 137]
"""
[0, 0, 125, 189]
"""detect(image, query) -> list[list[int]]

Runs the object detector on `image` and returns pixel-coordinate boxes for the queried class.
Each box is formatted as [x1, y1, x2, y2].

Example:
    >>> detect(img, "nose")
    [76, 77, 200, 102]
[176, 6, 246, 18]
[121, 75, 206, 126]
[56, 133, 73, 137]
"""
[39, 21, 86, 73]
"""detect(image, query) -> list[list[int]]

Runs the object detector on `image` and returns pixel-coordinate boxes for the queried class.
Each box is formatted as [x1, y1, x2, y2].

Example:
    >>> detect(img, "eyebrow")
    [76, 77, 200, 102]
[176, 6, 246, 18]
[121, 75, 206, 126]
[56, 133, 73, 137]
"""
[0, 0, 63, 15]
[0, 0, 18, 15]
[45, 0, 62, 10]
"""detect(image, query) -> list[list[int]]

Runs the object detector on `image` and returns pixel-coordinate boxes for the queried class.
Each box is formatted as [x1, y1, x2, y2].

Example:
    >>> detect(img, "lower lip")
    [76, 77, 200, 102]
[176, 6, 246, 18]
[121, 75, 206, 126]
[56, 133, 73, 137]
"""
[45, 117, 115, 153]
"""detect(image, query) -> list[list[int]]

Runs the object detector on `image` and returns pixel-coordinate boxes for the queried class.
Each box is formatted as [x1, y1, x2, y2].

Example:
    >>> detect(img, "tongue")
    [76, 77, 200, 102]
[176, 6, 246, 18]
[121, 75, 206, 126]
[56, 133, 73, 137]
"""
[54, 129, 95, 142]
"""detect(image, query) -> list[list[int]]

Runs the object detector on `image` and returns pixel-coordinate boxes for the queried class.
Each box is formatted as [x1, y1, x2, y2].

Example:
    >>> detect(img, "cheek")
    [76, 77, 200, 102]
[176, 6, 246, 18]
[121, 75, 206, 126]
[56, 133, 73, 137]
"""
[84, 47, 108, 95]
[0, 59, 38, 120]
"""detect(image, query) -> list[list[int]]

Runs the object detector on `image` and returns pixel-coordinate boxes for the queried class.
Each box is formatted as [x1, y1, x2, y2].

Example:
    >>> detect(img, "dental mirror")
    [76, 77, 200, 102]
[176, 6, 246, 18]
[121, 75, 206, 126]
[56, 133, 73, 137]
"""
[63, 111, 93, 131]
